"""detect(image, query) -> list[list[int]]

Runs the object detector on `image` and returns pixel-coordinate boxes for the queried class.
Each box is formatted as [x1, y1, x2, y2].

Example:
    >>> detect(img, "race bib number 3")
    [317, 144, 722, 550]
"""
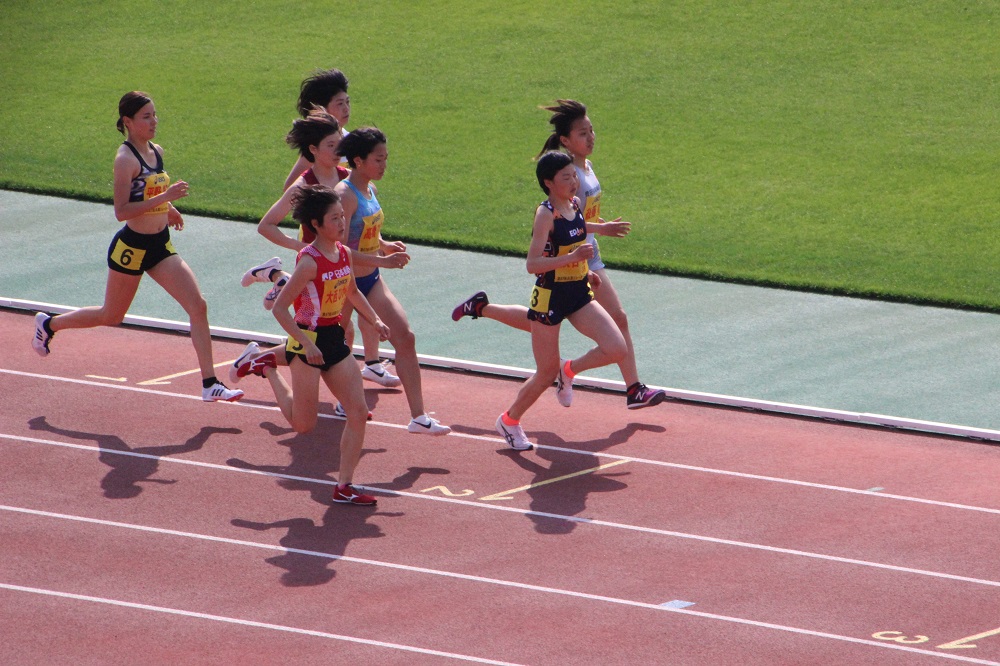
[529, 285, 552, 313]
[110, 239, 146, 270]
[286, 329, 319, 355]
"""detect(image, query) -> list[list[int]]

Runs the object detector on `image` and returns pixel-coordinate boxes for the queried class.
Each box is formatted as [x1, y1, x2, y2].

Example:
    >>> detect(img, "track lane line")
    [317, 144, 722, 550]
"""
[0, 582, 523, 665]
[1, 505, 997, 665]
[1, 432, 998, 589]
[3, 367, 998, 517]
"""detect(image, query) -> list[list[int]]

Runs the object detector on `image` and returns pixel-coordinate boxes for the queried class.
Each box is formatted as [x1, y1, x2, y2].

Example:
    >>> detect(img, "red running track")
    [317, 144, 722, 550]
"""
[1, 309, 999, 665]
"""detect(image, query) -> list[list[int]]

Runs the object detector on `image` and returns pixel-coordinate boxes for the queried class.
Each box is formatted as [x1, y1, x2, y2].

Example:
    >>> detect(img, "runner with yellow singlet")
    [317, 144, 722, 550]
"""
[247, 184, 389, 505]
[31, 91, 242, 402]
[494, 151, 627, 451]
[334, 128, 451, 436]
[453, 99, 666, 410]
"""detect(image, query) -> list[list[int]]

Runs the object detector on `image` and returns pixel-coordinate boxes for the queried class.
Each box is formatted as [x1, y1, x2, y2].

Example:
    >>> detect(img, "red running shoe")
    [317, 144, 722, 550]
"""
[332, 484, 377, 506]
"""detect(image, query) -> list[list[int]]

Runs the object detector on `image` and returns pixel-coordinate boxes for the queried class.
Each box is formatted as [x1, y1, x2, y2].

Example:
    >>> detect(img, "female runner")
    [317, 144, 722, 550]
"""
[494, 151, 626, 450]
[252, 184, 389, 504]
[334, 128, 450, 435]
[454, 100, 665, 410]
[32, 91, 242, 402]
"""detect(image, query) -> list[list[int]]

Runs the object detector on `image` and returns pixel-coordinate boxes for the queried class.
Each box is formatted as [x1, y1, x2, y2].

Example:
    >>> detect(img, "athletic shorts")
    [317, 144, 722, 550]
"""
[107, 225, 177, 275]
[586, 235, 605, 271]
[355, 268, 381, 296]
[526, 280, 594, 326]
[285, 323, 351, 371]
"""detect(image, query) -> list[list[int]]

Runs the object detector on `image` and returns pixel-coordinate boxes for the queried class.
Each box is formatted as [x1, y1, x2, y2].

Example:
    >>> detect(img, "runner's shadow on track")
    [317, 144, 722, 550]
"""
[231, 504, 403, 587]
[226, 420, 387, 506]
[27, 416, 241, 499]
[491, 423, 665, 535]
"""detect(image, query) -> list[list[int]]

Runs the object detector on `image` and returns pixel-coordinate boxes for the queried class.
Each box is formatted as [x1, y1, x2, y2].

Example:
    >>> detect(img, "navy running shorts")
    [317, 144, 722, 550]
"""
[107, 225, 177, 275]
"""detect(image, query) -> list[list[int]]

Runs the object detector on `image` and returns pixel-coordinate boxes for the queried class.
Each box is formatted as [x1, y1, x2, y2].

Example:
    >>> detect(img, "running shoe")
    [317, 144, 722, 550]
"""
[232, 350, 277, 382]
[32, 312, 54, 357]
[229, 342, 260, 383]
[495, 415, 533, 451]
[627, 383, 667, 410]
[407, 414, 451, 436]
[361, 360, 402, 387]
[332, 403, 373, 421]
[451, 291, 489, 321]
[202, 381, 245, 402]
[555, 358, 573, 408]
[263, 276, 289, 311]
[241, 257, 282, 287]
[332, 484, 377, 506]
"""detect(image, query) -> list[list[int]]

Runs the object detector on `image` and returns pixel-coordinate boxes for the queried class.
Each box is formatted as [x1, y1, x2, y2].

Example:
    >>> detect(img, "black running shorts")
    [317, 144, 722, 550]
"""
[285, 323, 351, 371]
[107, 225, 177, 275]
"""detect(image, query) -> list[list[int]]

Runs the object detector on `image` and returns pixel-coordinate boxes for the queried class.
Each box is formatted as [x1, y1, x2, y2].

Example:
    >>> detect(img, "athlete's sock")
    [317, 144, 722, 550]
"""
[365, 359, 382, 366]
[500, 411, 519, 426]
[267, 269, 282, 282]
[563, 359, 576, 379]
[202, 376, 219, 389]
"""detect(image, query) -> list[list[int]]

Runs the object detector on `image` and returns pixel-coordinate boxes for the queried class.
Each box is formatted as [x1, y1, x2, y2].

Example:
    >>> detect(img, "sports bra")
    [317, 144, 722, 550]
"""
[124, 141, 170, 215]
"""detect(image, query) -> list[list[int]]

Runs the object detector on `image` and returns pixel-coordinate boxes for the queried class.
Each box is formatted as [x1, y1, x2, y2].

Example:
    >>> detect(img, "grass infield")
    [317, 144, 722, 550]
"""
[1, 1, 998, 311]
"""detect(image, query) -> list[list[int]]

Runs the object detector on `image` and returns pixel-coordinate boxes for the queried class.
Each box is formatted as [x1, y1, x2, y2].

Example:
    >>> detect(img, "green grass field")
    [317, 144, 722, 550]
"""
[2, 1, 998, 310]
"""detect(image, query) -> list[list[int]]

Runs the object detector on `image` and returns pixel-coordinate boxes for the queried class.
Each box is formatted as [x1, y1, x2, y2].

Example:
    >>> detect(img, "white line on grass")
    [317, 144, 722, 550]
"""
[1, 431, 998, 590]
[3, 367, 999, 519]
[0, 582, 524, 665]
[1, 506, 997, 666]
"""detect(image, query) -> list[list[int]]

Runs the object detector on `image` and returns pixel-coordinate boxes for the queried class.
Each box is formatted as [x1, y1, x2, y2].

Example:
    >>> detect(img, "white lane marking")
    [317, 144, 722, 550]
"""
[0, 434, 998, 590]
[1, 505, 997, 666]
[0, 582, 523, 665]
[2, 368, 998, 517]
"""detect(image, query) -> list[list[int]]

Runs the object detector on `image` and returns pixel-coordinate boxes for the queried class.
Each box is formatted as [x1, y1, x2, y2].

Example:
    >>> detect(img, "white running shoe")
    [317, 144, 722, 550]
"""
[361, 361, 402, 387]
[229, 342, 261, 384]
[495, 415, 533, 451]
[32, 312, 53, 357]
[202, 381, 244, 402]
[407, 414, 451, 436]
[241, 257, 282, 287]
[263, 276, 289, 311]
[555, 358, 573, 407]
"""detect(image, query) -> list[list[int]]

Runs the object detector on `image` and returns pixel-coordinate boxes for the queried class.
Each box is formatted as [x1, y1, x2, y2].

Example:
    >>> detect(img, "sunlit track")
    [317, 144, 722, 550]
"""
[0, 583, 525, 665]
[2, 505, 998, 665]
[2, 430, 998, 590]
[3, 367, 998, 518]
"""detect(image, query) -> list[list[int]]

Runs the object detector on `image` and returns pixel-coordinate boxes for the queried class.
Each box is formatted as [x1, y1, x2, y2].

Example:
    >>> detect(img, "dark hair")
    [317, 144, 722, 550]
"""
[297, 68, 349, 118]
[536, 99, 588, 158]
[338, 127, 387, 170]
[117, 91, 153, 135]
[536, 151, 574, 194]
[285, 107, 341, 162]
[291, 184, 341, 235]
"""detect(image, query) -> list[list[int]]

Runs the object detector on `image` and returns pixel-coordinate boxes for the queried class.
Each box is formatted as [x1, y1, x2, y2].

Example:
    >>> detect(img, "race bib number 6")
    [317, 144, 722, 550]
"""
[110, 239, 146, 270]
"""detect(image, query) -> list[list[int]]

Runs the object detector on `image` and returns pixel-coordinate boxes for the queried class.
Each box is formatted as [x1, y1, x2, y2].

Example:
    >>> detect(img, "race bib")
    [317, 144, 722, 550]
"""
[583, 193, 601, 225]
[285, 328, 318, 355]
[144, 172, 170, 215]
[321, 277, 350, 320]
[554, 241, 589, 282]
[358, 209, 384, 255]
[529, 285, 552, 313]
[109, 239, 146, 270]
